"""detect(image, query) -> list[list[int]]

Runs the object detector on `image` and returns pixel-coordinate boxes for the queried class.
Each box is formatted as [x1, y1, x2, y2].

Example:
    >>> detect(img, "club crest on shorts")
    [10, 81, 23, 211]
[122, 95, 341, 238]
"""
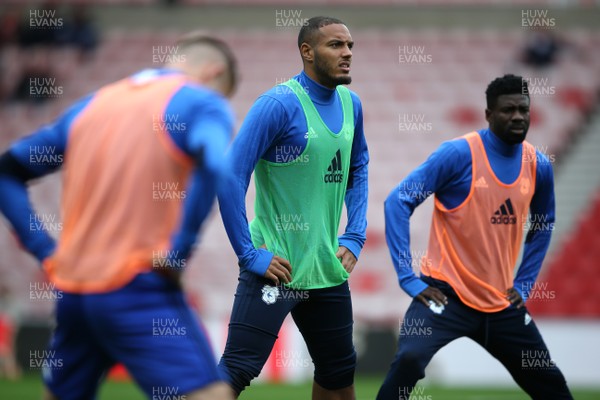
[524, 312, 532, 325]
[261, 284, 280, 305]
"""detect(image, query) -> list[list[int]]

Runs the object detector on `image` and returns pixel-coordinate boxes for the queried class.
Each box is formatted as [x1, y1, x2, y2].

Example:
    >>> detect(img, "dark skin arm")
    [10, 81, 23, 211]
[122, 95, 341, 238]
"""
[506, 287, 524, 308]
[260, 245, 353, 285]
[259, 244, 292, 285]
[336, 245, 357, 273]
[416, 286, 524, 308]
[415, 286, 448, 307]
[264, 256, 292, 285]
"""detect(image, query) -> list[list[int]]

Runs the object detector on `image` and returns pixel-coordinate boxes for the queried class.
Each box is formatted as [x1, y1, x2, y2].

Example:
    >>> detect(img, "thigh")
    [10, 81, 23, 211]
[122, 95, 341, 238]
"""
[376, 295, 481, 400]
[85, 271, 222, 398]
[484, 306, 553, 363]
[483, 306, 573, 399]
[227, 269, 296, 333]
[291, 281, 355, 389]
[219, 269, 296, 392]
[397, 293, 480, 359]
[43, 293, 114, 400]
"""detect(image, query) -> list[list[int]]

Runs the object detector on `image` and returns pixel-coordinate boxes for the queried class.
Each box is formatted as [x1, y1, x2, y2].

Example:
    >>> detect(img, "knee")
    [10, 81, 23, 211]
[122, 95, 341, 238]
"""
[218, 357, 261, 396]
[394, 348, 428, 374]
[42, 388, 59, 400]
[186, 382, 235, 400]
[313, 348, 356, 390]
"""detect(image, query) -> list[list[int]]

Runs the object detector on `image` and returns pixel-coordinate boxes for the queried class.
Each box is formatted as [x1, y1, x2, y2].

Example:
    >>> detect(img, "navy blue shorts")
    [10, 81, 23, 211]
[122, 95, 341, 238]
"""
[376, 276, 573, 400]
[43, 271, 223, 400]
[218, 268, 356, 394]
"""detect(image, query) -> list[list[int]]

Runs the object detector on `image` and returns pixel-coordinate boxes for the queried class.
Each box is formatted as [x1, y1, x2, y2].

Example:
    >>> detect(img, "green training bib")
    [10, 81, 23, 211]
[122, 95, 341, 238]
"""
[250, 79, 355, 289]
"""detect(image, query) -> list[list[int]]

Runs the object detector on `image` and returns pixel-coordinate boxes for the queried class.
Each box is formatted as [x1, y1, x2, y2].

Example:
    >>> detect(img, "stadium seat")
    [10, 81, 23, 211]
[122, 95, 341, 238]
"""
[1, 27, 599, 320]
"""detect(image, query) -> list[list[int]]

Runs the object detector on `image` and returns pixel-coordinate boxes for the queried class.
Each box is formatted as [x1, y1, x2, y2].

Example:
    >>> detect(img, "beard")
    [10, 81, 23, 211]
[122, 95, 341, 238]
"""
[313, 52, 352, 88]
[503, 125, 529, 145]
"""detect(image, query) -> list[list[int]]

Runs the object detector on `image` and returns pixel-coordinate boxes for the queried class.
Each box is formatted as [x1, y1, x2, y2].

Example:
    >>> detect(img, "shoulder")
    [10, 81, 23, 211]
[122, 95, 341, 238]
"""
[523, 141, 554, 171]
[246, 85, 300, 122]
[261, 84, 302, 107]
[438, 135, 470, 158]
[173, 83, 234, 122]
[177, 83, 230, 108]
[349, 89, 363, 115]
[534, 147, 555, 184]
[346, 87, 361, 103]
[337, 86, 362, 110]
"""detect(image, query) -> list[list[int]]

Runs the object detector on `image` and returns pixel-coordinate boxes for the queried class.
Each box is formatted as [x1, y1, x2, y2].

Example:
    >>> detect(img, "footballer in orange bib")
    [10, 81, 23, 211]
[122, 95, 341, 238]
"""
[377, 75, 573, 400]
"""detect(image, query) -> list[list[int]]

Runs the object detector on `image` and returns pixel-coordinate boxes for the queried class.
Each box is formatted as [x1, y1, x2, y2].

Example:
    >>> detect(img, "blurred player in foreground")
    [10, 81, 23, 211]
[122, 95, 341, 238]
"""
[218, 16, 368, 400]
[377, 74, 573, 400]
[0, 33, 237, 400]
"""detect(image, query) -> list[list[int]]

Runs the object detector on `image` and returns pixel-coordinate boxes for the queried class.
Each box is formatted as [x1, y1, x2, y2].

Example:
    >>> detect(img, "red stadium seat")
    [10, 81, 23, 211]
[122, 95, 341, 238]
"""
[530, 194, 600, 317]
[1, 27, 599, 321]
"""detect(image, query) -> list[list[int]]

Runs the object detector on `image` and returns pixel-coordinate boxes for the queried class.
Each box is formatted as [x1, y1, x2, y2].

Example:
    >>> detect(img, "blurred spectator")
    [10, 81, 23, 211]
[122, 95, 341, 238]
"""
[15, 3, 99, 60]
[17, 1, 63, 48]
[56, 4, 99, 61]
[0, 8, 20, 47]
[3, 3, 98, 105]
[10, 47, 56, 105]
[520, 29, 563, 68]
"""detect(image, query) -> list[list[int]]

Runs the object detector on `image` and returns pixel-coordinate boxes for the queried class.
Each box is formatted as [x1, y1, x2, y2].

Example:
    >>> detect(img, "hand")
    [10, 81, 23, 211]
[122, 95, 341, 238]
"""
[264, 255, 292, 285]
[154, 266, 183, 289]
[415, 286, 448, 308]
[336, 246, 357, 273]
[506, 287, 524, 308]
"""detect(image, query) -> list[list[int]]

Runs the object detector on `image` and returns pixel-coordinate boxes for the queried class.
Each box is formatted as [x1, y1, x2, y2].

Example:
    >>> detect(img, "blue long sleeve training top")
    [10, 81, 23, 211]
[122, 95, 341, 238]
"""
[0, 68, 233, 264]
[218, 71, 369, 276]
[385, 128, 554, 301]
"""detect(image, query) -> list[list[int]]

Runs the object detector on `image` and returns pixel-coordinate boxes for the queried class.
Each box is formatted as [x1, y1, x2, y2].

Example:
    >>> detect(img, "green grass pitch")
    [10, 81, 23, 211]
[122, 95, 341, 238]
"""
[2, 374, 599, 399]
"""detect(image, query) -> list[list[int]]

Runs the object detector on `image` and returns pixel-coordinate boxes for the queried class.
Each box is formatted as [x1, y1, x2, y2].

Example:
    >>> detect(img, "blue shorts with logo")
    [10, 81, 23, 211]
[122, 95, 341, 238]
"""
[43, 271, 223, 400]
[218, 268, 356, 394]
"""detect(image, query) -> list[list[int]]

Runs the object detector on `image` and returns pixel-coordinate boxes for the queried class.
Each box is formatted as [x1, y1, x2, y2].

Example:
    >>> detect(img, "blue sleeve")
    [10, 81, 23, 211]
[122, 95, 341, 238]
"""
[218, 95, 288, 276]
[385, 141, 466, 297]
[0, 94, 93, 262]
[514, 153, 555, 301]
[338, 94, 368, 260]
[165, 89, 234, 262]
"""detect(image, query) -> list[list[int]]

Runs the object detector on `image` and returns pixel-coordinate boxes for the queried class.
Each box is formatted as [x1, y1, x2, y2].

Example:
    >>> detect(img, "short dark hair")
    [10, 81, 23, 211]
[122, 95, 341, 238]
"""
[485, 74, 529, 109]
[176, 34, 238, 94]
[297, 16, 345, 49]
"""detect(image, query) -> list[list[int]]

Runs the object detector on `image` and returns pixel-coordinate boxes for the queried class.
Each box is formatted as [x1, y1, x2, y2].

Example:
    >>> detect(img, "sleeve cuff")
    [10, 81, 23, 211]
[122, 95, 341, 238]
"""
[402, 277, 429, 298]
[240, 248, 273, 277]
[513, 282, 529, 302]
[32, 242, 56, 265]
[338, 237, 363, 260]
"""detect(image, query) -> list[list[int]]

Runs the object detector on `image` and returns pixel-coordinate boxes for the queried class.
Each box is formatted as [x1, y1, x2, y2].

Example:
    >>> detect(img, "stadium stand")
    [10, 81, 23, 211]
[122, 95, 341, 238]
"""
[0, 27, 599, 321]
[527, 192, 600, 317]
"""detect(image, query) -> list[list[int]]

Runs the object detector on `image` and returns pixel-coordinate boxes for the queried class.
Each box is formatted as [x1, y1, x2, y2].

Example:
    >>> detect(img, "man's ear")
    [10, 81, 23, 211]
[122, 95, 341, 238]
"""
[300, 42, 313, 63]
[485, 108, 492, 122]
[202, 62, 226, 83]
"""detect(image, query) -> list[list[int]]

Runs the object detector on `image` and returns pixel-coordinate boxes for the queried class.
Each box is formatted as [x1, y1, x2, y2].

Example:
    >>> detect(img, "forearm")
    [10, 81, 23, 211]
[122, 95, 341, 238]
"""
[217, 95, 286, 275]
[169, 168, 218, 261]
[515, 156, 556, 301]
[169, 109, 232, 259]
[0, 175, 55, 262]
[338, 162, 368, 259]
[514, 228, 552, 300]
[384, 187, 428, 297]
[218, 178, 273, 275]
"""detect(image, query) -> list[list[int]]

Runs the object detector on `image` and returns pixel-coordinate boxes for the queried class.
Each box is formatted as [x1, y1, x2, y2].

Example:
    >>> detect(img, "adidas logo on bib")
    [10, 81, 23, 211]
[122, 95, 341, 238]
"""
[324, 149, 343, 183]
[490, 198, 517, 225]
